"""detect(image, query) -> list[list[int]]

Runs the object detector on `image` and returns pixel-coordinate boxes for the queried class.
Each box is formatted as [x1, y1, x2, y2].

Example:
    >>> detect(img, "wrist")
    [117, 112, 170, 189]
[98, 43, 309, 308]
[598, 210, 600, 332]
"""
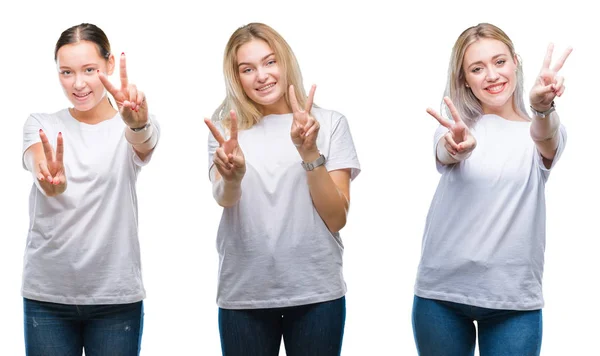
[299, 148, 320, 162]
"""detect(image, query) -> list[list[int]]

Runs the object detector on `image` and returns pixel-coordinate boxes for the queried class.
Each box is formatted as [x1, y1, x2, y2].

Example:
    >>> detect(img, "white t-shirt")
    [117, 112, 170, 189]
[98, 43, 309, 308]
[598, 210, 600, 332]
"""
[21, 108, 160, 305]
[208, 107, 360, 309]
[415, 114, 566, 310]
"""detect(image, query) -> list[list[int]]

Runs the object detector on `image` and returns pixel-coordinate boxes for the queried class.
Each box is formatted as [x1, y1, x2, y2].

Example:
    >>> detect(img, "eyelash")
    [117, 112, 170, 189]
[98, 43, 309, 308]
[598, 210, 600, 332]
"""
[241, 59, 276, 74]
[471, 59, 507, 73]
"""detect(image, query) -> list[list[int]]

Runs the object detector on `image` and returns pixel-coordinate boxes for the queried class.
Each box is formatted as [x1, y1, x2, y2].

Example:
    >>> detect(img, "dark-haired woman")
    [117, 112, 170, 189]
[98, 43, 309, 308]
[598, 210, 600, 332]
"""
[21, 23, 159, 356]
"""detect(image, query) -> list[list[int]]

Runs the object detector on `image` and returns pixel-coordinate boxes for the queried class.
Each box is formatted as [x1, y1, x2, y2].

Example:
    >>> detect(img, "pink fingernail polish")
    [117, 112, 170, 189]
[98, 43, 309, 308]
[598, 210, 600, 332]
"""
[121, 52, 125, 55]
[39, 129, 42, 133]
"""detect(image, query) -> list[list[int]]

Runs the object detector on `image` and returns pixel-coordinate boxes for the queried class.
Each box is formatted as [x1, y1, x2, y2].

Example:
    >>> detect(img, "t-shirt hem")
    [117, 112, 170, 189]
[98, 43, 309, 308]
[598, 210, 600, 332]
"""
[217, 288, 347, 310]
[414, 288, 543, 311]
[22, 289, 146, 305]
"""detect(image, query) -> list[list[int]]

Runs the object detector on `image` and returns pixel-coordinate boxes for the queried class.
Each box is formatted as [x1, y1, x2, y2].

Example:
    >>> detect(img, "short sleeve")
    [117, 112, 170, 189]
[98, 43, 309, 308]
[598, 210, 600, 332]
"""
[325, 114, 361, 181]
[132, 115, 161, 167]
[535, 124, 567, 181]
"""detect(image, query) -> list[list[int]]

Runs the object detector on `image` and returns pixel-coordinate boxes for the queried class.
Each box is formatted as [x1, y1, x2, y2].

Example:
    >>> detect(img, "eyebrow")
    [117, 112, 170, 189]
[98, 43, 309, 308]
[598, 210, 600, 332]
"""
[58, 63, 98, 70]
[467, 54, 508, 68]
[238, 53, 275, 67]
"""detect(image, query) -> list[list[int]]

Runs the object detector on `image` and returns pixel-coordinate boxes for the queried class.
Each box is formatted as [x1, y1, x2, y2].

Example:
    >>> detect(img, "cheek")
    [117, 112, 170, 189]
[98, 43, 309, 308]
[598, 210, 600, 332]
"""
[239, 75, 255, 96]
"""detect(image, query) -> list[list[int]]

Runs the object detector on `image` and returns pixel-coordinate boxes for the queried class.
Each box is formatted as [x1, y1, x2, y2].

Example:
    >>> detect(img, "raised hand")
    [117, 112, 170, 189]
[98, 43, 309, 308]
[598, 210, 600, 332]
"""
[289, 84, 319, 154]
[427, 97, 476, 156]
[530, 44, 572, 111]
[98, 52, 149, 128]
[38, 129, 66, 188]
[204, 110, 246, 182]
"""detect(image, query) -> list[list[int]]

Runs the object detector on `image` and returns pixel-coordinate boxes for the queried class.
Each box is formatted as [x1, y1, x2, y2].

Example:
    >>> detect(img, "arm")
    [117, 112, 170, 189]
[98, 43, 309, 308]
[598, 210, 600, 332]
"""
[301, 150, 351, 233]
[530, 109, 561, 167]
[210, 166, 243, 208]
[529, 44, 572, 168]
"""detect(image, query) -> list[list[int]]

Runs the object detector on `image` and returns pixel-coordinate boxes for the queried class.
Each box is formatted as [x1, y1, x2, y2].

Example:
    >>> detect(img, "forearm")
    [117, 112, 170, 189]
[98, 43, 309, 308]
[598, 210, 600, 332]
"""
[530, 111, 561, 160]
[302, 152, 349, 233]
[211, 168, 242, 207]
[125, 121, 159, 160]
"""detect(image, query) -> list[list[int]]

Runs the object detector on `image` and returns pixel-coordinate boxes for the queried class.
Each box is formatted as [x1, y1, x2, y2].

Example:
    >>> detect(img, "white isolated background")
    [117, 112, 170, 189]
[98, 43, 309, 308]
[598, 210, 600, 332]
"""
[0, 0, 597, 355]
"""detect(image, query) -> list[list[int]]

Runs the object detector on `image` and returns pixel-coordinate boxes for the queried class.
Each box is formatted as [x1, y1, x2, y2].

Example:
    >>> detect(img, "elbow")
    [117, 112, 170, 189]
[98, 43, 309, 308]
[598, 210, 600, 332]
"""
[326, 214, 347, 234]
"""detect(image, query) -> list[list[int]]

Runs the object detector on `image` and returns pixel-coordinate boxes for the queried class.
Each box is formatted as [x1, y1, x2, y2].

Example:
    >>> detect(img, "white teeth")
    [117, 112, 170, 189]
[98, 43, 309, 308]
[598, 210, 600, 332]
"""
[486, 83, 505, 93]
[258, 83, 275, 91]
[74, 92, 91, 98]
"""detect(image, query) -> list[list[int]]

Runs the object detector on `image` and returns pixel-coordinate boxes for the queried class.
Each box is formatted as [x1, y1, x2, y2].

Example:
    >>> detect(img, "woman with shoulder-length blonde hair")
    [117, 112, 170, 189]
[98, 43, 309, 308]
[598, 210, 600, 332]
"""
[412, 23, 571, 355]
[204, 22, 360, 356]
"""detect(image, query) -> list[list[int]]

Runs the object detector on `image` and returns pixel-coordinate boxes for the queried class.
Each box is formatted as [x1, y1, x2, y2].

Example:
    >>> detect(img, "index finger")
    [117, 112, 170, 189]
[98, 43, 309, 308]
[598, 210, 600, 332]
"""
[443, 97, 464, 124]
[551, 47, 573, 72]
[542, 43, 554, 70]
[288, 85, 301, 112]
[38, 129, 54, 161]
[426, 108, 452, 130]
[229, 110, 238, 141]
[305, 84, 316, 112]
[204, 118, 225, 145]
[97, 71, 122, 99]
[120, 52, 129, 91]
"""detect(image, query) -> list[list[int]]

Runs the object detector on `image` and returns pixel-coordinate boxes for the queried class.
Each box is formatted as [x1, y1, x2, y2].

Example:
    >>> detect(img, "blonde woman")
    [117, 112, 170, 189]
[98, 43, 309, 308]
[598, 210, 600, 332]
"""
[204, 23, 360, 356]
[412, 23, 571, 355]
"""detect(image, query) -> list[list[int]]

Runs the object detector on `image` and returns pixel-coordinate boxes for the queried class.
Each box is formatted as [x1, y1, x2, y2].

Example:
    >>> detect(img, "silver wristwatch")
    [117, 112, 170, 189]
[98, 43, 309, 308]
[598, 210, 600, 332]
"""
[301, 154, 326, 171]
[130, 121, 151, 132]
[530, 101, 556, 118]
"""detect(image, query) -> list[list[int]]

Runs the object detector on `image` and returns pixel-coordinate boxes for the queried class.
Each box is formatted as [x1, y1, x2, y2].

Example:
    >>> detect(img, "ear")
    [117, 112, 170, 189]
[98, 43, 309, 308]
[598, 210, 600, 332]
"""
[107, 54, 116, 76]
[513, 53, 519, 66]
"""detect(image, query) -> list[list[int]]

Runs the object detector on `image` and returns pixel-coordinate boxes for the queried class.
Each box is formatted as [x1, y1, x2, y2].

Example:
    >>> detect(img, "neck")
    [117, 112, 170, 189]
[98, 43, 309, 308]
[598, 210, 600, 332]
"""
[70, 97, 117, 124]
[259, 97, 291, 116]
[482, 100, 526, 122]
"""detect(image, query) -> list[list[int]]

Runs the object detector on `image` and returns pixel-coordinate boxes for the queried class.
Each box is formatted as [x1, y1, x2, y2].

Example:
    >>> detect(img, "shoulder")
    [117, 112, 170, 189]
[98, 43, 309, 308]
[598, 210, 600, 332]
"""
[311, 107, 348, 129]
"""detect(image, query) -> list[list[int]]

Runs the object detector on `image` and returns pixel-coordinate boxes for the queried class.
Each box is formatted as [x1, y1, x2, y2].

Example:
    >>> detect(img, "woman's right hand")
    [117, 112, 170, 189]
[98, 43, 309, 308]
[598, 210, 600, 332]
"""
[37, 129, 67, 196]
[204, 110, 246, 182]
[427, 97, 476, 156]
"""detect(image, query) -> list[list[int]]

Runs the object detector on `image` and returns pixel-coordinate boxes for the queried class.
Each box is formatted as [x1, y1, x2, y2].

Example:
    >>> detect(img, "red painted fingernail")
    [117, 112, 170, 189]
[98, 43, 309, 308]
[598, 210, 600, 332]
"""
[59, 132, 62, 135]
[121, 52, 125, 55]
[97, 70, 100, 73]
[39, 129, 42, 133]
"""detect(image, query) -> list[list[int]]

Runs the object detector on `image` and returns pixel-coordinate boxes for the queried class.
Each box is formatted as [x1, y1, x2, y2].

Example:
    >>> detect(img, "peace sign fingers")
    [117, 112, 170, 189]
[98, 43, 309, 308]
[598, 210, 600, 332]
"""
[426, 107, 453, 130]
[288, 84, 301, 113]
[204, 118, 226, 146]
[97, 70, 125, 103]
[552, 46, 573, 73]
[229, 110, 239, 142]
[39, 129, 55, 162]
[305, 84, 316, 112]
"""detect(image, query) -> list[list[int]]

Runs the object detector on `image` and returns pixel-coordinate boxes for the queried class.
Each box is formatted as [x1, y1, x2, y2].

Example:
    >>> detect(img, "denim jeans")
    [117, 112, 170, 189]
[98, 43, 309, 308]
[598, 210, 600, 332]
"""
[412, 295, 542, 356]
[219, 296, 346, 356]
[23, 298, 144, 356]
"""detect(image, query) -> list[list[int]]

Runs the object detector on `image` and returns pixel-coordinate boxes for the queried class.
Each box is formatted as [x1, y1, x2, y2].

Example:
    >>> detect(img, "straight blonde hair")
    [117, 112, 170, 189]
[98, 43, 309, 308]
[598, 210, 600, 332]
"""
[212, 23, 308, 132]
[443, 23, 529, 127]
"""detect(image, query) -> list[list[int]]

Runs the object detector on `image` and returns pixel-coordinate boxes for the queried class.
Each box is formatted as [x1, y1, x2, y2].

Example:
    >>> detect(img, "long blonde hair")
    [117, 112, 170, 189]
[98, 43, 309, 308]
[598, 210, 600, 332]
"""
[443, 23, 528, 127]
[212, 23, 308, 131]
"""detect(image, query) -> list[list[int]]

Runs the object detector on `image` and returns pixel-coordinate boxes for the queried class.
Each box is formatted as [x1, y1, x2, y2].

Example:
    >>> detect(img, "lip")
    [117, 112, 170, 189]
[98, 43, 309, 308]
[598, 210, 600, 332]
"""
[73, 91, 92, 101]
[484, 82, 507, 94]
[256, 82, 276, 93]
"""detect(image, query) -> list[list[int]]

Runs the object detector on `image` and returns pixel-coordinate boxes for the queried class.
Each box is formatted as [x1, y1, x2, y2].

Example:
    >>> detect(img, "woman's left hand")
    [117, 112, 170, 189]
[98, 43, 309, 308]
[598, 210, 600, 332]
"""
[290, 84, 319, 158]
[529, 44, 572, 112]
[98, 52, 149, 129]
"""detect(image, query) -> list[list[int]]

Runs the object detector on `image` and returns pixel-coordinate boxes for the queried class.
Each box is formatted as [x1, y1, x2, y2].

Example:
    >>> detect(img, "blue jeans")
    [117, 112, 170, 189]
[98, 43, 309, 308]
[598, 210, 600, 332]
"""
[23, 298, 144, 356]
[219, 296, 346, 356]
[412, 295, 542, 356]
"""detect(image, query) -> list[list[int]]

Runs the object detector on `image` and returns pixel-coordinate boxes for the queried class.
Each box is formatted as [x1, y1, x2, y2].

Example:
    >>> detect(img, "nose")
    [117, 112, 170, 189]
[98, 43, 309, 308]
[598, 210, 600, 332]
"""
[486, 66, 500, 82]
[257, 68, 269, 83]
[74, 74, 86, 90]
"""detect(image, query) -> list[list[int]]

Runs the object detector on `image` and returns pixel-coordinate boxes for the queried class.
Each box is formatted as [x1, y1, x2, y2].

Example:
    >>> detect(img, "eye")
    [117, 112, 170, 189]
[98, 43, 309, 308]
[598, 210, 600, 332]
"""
[266, 59, 276, 66]
[496, 59, 506, 66]
[471, 67, 482, 73]
[60, 70, 72, 75]
[241, 67, 253, 74]
[85, 67, 96, 73]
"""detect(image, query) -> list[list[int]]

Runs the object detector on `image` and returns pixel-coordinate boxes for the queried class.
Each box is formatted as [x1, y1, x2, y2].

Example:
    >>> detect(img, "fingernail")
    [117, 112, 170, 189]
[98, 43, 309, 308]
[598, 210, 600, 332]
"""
[39, 129, 42, 133]
[121, 52, 125, 55]
[97, 70, 100, 73]
[59, 132, 62, 136]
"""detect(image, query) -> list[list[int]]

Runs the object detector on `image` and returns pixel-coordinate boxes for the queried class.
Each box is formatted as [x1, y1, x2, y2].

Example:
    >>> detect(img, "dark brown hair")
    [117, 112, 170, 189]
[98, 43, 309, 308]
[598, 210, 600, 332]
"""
[54, 23, 111, 61]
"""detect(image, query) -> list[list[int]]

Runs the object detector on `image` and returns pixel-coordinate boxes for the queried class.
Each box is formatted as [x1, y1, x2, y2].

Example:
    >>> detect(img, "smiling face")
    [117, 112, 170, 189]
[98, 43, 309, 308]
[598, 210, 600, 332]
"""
[236, 39, 288, 115]
[56, 40, 114, 112]
[463, 38, 518, 114]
